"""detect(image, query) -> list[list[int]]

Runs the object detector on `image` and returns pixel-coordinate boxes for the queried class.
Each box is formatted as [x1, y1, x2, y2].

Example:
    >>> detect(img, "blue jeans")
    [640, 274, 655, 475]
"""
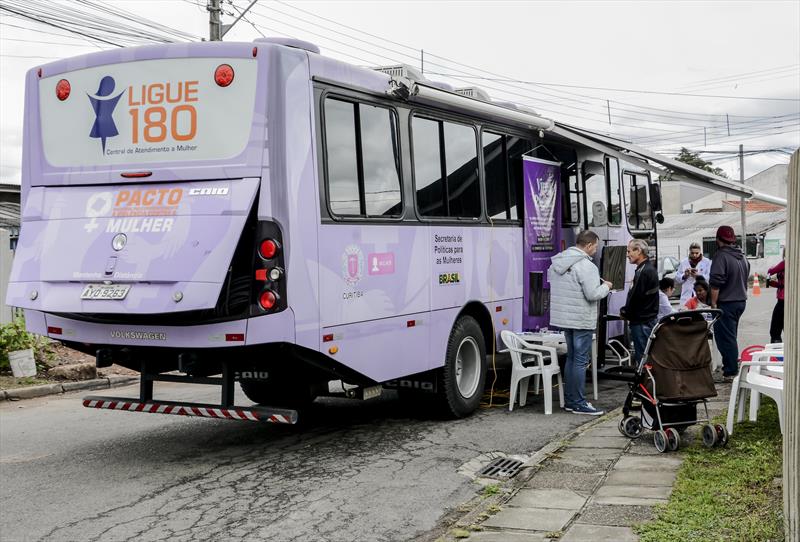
[630, 319, 657, 366]
[563, 329, 594, 408]
[714, 300, 746, 376]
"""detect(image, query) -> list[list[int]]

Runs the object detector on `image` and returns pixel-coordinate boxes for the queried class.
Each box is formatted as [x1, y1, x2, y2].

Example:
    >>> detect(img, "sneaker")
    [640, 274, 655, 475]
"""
[570, 402, 605, 416]
[564, 405, 575, 412]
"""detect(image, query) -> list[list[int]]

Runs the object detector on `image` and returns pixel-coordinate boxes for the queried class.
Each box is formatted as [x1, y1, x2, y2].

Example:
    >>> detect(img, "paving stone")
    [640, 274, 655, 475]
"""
[569, 436, 629, 449]
[605, 469, 677, 487]
[483, 507, 576, 532]
[583, 425, 626, 437]
[561, 524, 638, 542]
[539, 456, 615, 474]
[576, 504, 655, 527]
[466, 532, 548, 542]
[556, 448, 621, 461]
[594, 484, 672, 501]
[525, 471, 603, 492]
[614, 454, 682, 471]
[510, 488, 588, 510]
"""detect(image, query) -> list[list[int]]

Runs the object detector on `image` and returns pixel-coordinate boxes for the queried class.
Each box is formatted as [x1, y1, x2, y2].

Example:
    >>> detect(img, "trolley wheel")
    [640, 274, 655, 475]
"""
[619, 416, 643, 439]
[702, 424, 718, 448]
[665, 428, 680, 451]
[653, 430, 669, 453]
[714, 424, 729, 447]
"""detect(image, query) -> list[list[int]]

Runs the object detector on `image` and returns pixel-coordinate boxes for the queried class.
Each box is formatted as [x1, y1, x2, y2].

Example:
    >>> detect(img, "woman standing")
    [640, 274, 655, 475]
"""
[767, 251, 785, 343]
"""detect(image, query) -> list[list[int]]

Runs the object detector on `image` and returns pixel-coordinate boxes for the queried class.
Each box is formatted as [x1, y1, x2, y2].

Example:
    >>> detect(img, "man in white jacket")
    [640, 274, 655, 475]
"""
[548, 230, 613, 415]
[674, 242, 712, 305]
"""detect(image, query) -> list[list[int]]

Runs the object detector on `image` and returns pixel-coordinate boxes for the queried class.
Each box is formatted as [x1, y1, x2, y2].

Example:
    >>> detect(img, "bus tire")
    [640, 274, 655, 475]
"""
[239, 378, 317, 409]
[437, 315, 487, 418]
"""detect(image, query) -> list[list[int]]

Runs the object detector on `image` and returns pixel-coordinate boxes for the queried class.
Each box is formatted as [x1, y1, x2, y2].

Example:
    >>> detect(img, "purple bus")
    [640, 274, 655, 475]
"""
[6, 38, 662, 423]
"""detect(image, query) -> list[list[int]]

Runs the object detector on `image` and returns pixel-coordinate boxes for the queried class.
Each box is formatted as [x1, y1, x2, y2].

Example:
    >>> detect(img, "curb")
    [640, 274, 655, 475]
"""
[0, 376, 138, 402]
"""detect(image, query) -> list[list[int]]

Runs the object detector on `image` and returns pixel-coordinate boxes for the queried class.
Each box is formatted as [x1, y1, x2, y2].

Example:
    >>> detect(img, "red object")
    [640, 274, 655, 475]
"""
[259, 239, 278, 259]
[255, 269, 267, 281]
[407, 320, 415, 328]
[214, 64, 235, 87]
[740, 345, 765, 362]
[56, 79, 71, 101]
[47, 326, 63, 335]
[225, 333, 245, 342]
[323, 334, 334, 342]
[252, 47, 258, 57]
[120, 171, 152, 178]
[716, 225, 736, 243]
[259, 290, 277, 310]
[495, 306, 502, 312]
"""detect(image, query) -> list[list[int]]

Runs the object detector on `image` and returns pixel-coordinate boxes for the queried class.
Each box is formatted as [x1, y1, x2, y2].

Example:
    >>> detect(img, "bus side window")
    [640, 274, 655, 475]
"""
[607, 157, 621, 225]
[584, 167, 607, 227]
[323, 97, 402, 218]
[506, 136, 533, 220]
[622, 172, 652, 230]
[413, 116, 480, 219]
[561, 166, 581, 226]
[482, 132, 508, 220]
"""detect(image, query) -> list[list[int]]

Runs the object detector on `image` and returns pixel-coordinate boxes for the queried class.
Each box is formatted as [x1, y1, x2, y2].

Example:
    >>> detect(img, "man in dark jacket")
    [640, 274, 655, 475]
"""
[709, 225, 750, 380]
[621, 239, 660, 365]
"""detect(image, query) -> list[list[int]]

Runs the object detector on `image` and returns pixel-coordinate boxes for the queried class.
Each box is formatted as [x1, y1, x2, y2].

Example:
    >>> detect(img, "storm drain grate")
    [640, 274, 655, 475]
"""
[477, 457, 525, 479]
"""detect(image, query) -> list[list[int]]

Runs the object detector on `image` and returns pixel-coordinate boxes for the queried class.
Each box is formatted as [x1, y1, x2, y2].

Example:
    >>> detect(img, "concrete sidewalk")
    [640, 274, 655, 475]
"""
[440, 383, 732, 542]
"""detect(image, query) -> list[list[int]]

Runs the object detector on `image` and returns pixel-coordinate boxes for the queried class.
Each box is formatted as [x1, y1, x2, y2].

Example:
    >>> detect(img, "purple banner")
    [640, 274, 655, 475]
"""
[522, 156, 562, 331]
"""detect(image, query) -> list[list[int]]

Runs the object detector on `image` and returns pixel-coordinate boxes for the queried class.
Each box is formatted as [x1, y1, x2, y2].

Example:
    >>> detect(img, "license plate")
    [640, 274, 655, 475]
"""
[80, 284, 130, 300]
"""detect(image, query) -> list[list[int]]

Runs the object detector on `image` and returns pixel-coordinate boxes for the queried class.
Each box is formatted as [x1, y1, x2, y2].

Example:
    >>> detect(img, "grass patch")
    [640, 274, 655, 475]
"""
[635, 402, 784, 542]
[0, 375, 50, 390]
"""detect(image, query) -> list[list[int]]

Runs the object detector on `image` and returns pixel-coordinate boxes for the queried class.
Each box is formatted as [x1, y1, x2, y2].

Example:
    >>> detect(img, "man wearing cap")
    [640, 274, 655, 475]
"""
[709, 225, 750, 381]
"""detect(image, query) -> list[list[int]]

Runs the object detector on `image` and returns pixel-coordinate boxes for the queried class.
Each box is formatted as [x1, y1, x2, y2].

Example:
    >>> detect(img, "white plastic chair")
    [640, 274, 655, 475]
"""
[726, 360, 785, 435]
[606, 339, 631, 367]
[746, 349, 784, 421]
[500, 331, 564, 415]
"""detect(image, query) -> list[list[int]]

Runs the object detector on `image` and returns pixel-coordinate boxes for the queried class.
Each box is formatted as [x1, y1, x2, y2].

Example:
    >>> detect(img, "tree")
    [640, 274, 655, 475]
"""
[661, 147, 728, 181]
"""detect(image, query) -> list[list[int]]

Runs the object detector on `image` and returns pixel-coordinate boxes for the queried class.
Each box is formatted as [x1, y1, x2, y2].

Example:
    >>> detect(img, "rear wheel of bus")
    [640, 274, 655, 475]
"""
[437, 315, 487, 418]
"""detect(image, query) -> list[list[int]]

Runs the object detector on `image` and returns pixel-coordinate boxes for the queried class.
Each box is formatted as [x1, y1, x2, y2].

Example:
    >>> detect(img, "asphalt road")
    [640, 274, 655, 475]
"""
[0, 293, 777, 542]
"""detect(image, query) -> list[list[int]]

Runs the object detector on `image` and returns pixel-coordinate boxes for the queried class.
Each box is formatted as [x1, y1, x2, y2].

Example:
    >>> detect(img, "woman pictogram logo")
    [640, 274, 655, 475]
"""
[88, 76, 124, 153]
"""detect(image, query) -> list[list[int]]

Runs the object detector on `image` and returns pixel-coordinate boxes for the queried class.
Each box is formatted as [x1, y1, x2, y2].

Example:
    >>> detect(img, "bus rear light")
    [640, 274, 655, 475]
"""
[259, 239, 279, 260]
[56, 79, 71, 101]
[255, 269, 267, 281]
[322, 334, 334, 342]
[121, 171, 152, 178]
[259, 290, 277, 310]
[252, 47, 258, 57]
[47, 326, 63, 335]
[214, 64, 234, 87]
[225, 333, 245, 342]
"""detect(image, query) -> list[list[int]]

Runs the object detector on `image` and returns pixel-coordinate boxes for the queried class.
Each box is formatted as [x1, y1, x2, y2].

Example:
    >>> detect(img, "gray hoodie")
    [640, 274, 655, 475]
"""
[548, 246, 611, 330]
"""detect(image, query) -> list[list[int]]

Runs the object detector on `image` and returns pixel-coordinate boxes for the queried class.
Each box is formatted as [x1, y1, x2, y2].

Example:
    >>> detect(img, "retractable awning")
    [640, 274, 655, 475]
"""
[550, 123, 788, 207]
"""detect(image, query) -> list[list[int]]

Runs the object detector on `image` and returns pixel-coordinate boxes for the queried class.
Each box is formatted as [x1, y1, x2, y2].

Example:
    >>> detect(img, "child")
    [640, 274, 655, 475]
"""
[658, 277, 676, 319]
[684, 277, 710, 310]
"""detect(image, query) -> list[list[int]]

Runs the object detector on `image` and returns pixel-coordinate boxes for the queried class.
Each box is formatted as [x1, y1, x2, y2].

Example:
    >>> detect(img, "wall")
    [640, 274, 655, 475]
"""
[0, 229, 13, 324]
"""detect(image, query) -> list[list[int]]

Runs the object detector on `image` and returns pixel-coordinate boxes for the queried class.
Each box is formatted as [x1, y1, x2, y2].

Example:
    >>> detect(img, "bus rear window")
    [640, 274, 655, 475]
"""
[323, 98, 402, 218]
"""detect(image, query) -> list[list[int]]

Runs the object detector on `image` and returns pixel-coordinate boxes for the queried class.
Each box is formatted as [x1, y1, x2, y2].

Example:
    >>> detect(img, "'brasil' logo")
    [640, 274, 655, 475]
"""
[88, 76, 123, 153]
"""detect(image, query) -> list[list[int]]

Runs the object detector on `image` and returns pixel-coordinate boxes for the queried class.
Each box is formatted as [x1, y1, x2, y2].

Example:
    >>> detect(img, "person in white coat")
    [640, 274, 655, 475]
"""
[674, 242, 712, 305]
[548, 230, 612, 415]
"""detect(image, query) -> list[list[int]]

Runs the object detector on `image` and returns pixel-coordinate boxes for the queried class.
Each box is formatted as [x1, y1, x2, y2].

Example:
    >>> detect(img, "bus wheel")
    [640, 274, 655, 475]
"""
[437, 315, 487, 418]
[239, 378, 318, 409]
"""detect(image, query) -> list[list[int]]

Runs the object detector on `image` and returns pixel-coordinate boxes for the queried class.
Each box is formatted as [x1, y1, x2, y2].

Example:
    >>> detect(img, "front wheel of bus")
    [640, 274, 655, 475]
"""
[438, 316, 487, 418]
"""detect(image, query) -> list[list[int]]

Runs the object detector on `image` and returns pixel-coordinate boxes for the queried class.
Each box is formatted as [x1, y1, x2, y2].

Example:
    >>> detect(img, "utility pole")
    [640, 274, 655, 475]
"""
[739, 144, 747, 254]
[208, 0, 222, 41]
[784, 148, 799, 542]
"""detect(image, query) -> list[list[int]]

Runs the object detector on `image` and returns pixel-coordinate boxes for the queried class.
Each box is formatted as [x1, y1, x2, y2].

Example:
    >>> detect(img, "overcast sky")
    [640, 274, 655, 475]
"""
[1, 0, 798, 186]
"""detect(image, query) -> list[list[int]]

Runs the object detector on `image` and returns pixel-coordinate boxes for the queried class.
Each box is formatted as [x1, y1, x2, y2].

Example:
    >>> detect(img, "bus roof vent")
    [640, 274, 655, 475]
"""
[455, 87, 492, 102]
[254, 37, 320, 54]
[426, 80, 455, 92]
[374, 64, 424, 82]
